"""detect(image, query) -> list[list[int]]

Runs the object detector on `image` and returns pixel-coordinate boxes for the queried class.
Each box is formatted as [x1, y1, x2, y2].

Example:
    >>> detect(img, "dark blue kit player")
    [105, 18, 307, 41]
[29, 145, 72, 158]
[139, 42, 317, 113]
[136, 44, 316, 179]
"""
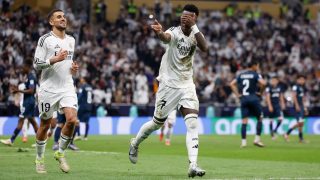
[265, 75, 285, 140]
[1, 59, 39, 146]
[284, 75, 307, 143]
[230, 59, 266, 148]
[74, 77, 93, 141]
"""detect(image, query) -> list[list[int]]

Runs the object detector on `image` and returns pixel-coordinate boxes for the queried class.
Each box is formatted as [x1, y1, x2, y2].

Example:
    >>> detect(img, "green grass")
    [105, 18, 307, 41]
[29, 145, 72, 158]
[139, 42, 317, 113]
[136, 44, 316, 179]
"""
[0, 135, 320, 179]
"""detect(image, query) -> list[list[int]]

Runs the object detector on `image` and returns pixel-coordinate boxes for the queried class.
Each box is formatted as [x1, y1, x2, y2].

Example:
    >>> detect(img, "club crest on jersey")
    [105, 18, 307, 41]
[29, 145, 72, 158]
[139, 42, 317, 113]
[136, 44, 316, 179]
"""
[54, 44, 60, 49]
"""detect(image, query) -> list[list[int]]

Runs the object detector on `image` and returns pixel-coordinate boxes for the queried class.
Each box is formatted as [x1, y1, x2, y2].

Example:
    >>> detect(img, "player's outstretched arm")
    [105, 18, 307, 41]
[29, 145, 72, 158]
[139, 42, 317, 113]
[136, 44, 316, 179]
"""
[151, 20, 171, 43]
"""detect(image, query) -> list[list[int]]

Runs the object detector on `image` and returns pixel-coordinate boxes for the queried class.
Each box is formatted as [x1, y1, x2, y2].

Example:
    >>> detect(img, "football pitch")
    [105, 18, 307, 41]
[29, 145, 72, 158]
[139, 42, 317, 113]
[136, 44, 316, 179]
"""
[0, 135, 319, 179]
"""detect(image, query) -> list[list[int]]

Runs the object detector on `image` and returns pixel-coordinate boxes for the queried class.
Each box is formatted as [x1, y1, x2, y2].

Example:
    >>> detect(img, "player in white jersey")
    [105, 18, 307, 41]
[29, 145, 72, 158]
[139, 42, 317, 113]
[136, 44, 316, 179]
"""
[129, 4, 208, 178]
[159, 110, 177, 146]
[33, 9, 79, 174]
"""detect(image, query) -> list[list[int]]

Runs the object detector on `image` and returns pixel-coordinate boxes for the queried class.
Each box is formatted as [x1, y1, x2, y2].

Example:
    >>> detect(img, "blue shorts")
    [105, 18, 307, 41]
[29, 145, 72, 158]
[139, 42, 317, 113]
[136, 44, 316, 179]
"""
[19, 102, 35, 118]
[268, 106, 282, 119]
[78, 110, 90, 123]
[240, 96, 262, 119]
[57, 113, 66, 124]
[295, 109, 304, 123]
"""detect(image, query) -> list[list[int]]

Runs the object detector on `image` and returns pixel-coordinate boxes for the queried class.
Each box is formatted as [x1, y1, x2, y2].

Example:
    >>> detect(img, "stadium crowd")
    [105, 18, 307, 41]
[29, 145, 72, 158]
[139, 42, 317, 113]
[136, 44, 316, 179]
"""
[0, 0, 320, 115]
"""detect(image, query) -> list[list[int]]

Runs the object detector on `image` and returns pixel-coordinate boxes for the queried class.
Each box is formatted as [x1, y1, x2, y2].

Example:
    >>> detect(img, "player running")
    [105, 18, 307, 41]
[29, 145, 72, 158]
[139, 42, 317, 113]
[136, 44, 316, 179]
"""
[33, 9, 79, 174]
[129, 4, 208, 178]
[284, 75, 307, 143]
[230, 60, 267, 148]
[0, 60, 38, 146]
[159, 110, 177, 146]
[265, 75, 285, 140]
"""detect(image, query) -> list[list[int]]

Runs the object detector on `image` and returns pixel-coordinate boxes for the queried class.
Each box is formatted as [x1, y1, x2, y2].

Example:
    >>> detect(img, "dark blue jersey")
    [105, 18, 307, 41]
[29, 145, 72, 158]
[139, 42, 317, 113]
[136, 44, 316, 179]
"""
[292, 84, 305, 107]
[236, 70, 262, 98]
[78, 84, 93, 111]
[23, 73, 36, 105]
[266, 85, 282, 108]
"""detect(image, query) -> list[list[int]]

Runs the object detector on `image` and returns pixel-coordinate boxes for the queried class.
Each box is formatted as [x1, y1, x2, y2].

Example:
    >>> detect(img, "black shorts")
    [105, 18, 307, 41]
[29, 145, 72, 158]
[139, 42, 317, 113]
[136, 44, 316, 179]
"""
[78, 110, 91, 123]
[240, 96, 262, 119]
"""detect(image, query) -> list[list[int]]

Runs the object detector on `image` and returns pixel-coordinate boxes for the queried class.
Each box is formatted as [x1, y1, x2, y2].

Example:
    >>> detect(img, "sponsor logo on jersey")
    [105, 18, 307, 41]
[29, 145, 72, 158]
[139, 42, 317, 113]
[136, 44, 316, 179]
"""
[54, 44, 60, 49]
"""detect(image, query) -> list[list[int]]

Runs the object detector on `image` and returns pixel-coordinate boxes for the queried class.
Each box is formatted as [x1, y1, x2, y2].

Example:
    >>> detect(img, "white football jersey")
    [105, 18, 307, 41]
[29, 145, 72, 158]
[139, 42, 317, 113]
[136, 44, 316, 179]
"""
[157, 26, 197, 88]
[34, 31, 75, 93]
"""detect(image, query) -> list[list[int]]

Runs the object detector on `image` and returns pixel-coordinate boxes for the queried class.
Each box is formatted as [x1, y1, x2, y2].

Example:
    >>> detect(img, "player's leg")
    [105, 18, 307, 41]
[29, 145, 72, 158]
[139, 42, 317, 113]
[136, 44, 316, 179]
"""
[179, 87, 205, 178]
[269, 118, 274, 138]
[53, 123, 63, 151]
[165, 110, 176, 146]
[68, 120, 80, 151]
[54, 107, 77, 173]
[35, 118, 51, 173]
[129, 83, 176, 164]
[273, 111, 283, 138]
[47, 113, 57, 139]
[22, 118, 28, 142]
[28, 117, 39, 134]
[298, 122, 304, 142]
[240, 101, 249, 148]
[0, 117, 25, 146]
[252, 101, 264, 147]
[83, 112, 90, 140]
[284, 110, 302, 141]
[159, 123, 165, 142]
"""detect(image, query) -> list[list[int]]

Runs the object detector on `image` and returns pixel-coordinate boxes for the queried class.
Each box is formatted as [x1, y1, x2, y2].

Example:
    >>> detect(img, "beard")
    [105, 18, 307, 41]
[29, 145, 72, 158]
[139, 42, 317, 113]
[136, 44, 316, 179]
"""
[55, 24, 66, 31]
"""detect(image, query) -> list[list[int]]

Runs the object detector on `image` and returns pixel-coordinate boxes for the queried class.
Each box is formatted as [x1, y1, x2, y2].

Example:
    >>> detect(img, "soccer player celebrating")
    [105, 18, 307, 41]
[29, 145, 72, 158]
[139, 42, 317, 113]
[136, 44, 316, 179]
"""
[230, 60, 267, 148]
[284, 75, 307, 143]
[129, 4, 208, 178]
[265, 75, 285, 140]
[33, 9, 79, 174]
[0, 59, 38, 146]
[159, 110, 177, 146]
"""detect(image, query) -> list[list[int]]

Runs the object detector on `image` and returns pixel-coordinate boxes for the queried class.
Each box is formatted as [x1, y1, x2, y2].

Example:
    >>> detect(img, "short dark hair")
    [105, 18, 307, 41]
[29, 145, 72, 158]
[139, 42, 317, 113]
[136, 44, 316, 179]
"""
[246, 59, 260, 68]
[297, 74, 306, 79]
[183, 4, 199, 16]
[47, 9, 63, 21]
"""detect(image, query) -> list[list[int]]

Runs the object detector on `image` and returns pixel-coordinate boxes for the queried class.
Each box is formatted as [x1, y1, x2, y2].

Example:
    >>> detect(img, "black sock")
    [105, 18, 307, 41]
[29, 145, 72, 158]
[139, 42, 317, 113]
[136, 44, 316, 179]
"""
[241, 124, 247, 139]
[274, 120, 282, 133]
[54, 126, 62, 143]
[269, 122, 273, 137]
[85, 123, 89, 138]
[75, 126, 80, 136]
[287, 128, 293, 135]
[257, 121, 262, 136]
[299, 132, 303, 140]
[10, 128, 21, 143]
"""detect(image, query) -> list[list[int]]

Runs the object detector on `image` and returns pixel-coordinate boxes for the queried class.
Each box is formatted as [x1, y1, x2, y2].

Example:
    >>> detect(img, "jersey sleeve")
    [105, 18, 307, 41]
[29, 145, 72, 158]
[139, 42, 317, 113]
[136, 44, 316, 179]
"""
[164, 27, 176, 44]
[34, 38, 51, 70]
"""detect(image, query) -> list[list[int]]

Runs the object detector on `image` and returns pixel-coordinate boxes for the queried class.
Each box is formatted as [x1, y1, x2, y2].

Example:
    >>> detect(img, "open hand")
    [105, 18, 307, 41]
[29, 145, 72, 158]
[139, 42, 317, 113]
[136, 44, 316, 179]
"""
[181, 13, 196, 27]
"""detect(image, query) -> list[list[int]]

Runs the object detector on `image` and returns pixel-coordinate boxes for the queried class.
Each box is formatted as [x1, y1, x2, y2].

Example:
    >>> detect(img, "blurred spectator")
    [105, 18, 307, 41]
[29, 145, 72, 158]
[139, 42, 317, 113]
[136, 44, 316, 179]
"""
[94, 0, 107, 23]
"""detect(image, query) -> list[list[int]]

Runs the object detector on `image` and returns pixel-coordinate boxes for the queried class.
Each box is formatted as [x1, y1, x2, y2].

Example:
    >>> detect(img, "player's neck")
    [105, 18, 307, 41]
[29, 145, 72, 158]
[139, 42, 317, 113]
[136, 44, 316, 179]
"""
[181, 27, 192, 36]
[52, 28, 65, 39]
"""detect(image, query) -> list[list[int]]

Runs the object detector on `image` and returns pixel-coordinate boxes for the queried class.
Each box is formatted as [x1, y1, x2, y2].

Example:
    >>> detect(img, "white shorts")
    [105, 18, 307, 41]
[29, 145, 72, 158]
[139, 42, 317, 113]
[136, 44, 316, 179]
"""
[153, 83, 198, 123]
[37, 89, 78, 120]
[167, 110, 177, 125]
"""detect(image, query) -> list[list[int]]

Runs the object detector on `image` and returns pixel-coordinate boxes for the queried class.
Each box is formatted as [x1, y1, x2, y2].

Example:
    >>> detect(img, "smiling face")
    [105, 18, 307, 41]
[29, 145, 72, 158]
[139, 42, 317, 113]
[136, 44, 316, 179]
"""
[49, 11, 67, 31]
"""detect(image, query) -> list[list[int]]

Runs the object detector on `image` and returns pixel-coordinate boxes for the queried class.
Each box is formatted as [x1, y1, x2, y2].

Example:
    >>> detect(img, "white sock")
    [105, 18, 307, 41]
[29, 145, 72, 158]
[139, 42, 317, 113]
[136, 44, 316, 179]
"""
[22, 119, 28, 138]
[254, 135, 260, 142]
[242, 139, 247, 145]
[185, 114, 199, 164]
[36, 139, 47, 160]
[58, 133, 72, 154]
[133, 119, 162, 147]
[166, 126, 173, 140]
